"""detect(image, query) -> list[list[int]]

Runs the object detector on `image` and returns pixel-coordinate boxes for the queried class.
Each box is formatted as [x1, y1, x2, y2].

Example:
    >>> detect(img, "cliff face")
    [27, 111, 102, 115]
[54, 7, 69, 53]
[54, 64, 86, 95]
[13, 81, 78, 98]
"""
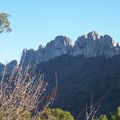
[20, 35, 72, 67]
[42, 35, 72, 61]
[2, 31, 120, 76]
[0, 60, 17, 76]
[19, 31, 120, 67]
[71, 31, 120, 57]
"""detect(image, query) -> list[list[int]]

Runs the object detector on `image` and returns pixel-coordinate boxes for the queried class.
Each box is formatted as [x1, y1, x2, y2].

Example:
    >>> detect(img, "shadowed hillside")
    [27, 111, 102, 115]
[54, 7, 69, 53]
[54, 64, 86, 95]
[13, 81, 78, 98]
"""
[38, 55, 120, 118]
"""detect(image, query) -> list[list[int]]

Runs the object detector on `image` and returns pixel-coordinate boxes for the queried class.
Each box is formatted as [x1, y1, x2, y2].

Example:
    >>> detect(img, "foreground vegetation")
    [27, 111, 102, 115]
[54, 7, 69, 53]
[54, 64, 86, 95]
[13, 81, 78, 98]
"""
[0, 107, 74, 120]
[94, 106, 120, 120]
[0, 106, 120, 120]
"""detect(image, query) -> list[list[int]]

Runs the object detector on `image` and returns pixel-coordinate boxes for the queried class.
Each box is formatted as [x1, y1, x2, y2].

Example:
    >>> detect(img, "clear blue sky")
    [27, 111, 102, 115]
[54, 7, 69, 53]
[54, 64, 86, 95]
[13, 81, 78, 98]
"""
[0, 0, 120, 63]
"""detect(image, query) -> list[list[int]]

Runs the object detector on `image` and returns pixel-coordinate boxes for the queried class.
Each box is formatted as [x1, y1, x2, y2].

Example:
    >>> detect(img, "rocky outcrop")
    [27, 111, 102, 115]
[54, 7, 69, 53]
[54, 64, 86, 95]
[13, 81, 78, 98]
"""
[18, 31, 120, 68]
[42, 35, 72, 61]
[71, 31, 120, 57]
[0, 60, 17, 76]
[6, 60, 17, 75]
[20, 35, 73, 67]
[2, 32, 120, 70]
[0, 62, 4, 76]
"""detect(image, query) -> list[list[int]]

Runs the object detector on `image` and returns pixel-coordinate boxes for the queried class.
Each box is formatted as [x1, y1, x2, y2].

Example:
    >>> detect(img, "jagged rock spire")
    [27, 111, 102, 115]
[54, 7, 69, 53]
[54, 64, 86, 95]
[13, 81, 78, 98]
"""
[72, 31, 120, 57]
[87, 31, 100, 40]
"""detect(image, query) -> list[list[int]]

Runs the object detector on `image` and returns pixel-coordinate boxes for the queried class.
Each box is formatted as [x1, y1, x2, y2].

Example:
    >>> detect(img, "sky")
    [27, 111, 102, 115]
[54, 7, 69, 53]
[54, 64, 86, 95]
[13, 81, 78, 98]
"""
[0, 0, 120, 63]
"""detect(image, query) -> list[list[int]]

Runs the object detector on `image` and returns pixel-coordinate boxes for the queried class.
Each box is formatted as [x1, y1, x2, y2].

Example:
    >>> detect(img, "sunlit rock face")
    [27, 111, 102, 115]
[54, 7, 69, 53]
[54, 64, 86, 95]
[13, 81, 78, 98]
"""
[6, 31, 120, 69]
[1, 31, 120, 79]
[71, 31, 120, 57]
[20, 35, 73, 67]
[40, 35, 73, 61]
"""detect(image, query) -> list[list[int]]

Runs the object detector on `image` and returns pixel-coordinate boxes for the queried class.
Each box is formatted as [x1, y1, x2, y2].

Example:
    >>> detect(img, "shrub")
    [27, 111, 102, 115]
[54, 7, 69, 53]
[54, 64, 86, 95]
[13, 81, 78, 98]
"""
[39, 108, 74, 120]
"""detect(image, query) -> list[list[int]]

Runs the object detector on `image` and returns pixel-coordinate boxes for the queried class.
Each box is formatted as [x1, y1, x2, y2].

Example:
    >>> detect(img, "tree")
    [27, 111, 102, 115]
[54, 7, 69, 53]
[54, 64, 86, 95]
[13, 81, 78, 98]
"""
[110, 107, 120, 120]
[99, 115, 108, 120]
[93, 106, 120, 120]
[84, 97, 101, 120]
[39, 108, 74, 120]
[0, 12, 11, 33]
[0, 51, 57, 120]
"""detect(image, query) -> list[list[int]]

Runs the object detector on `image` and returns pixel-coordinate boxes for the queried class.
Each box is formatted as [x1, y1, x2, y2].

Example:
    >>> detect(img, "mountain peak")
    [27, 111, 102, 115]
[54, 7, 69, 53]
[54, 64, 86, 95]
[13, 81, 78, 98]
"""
[72, 32, 120, 57]
[87, 31, 100, 40]
[52, 35, 73, 47]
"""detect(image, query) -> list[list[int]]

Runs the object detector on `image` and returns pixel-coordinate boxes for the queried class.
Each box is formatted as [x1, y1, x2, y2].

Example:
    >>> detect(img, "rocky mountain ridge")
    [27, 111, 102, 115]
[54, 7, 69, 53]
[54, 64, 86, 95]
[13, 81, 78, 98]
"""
[1, 31, 120, 73]
[20, 31, 120, 66]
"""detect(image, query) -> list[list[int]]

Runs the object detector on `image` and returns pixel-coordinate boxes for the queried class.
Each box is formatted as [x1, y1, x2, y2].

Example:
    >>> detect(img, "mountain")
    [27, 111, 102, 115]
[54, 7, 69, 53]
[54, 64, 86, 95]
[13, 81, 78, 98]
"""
[20, 35, 72, 65]
[1, 31, 120, 119]
[38, 54, 120, 119]
[19, 31, 120, 68]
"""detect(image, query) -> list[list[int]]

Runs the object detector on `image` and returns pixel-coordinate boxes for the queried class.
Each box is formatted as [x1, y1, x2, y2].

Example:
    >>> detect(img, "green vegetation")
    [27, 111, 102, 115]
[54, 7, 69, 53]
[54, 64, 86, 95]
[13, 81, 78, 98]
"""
[110, 107, 120, 120]
[0, 107, 31, 120]
[94, 115, 108, 120]
[39, 108, 74, 120]
[94, 107, 120, 120]
[0, 107, 74, 120]
[0, 12, 11, 33]
[0, 105, 120, 120]
[0, 106, 120, 120]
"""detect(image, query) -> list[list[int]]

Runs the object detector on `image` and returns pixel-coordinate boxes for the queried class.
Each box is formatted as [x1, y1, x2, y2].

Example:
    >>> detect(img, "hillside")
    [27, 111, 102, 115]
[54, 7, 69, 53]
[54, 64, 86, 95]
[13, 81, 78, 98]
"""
[38, 54, 120, 118]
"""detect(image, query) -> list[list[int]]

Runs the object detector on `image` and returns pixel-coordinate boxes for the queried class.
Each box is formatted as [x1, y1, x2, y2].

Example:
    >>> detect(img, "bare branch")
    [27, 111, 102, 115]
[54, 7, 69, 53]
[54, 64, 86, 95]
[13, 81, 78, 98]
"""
[0, 56, 57, 119]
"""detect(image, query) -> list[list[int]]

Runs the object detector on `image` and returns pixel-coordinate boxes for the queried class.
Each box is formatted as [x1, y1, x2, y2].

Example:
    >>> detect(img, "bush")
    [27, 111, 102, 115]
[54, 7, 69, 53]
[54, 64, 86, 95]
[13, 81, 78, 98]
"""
[0, 107, 74, 120]
[94, 106, 120, 120]
[39, 108, 74, 120]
